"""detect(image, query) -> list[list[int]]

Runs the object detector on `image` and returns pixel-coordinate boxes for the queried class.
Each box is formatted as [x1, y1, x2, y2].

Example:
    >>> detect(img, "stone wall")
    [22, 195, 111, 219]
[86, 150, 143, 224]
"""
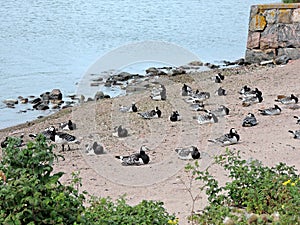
[245, 3, 300, 64]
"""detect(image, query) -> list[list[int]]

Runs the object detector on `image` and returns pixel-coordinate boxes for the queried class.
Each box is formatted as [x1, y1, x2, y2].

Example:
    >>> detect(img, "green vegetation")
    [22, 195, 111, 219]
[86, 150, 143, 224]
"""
[185, 149, 300, 224]
[0, 136, 176, 224]
[282, 0, 300, 3]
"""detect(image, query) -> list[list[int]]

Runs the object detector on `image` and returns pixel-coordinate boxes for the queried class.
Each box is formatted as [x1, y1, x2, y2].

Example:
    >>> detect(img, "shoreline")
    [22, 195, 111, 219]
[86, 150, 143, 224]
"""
[1, 60, 300, 223]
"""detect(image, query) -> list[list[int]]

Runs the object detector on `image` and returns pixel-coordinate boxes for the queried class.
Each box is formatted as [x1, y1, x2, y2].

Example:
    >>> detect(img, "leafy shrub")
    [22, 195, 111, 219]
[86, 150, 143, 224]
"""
[0, 136, 176, 224]
[185, 149, 300, 224]
[282, 0, 300, 3]
[0, 135, 86, 224]
[81, 196, 177, 225]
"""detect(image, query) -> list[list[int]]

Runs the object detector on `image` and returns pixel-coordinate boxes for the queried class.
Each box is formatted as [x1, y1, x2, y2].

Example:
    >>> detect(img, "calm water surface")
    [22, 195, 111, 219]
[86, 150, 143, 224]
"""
[0, 0, 279, 129]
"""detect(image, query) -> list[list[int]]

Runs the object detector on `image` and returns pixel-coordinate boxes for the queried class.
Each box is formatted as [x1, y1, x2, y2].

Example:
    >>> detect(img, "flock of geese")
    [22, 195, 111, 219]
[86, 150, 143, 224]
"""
[1, 72, 299, 167]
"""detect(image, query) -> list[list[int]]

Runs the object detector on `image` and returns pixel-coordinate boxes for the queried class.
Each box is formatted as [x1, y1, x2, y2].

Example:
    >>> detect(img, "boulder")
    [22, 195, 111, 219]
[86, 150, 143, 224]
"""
[3, 99, 18, 105]
[49, 89, 62, 100]
[94, 91, 105, 101]
[292, 8, 300, 23]
[249, 14, 267, 32]
[247, 32, 261, 49]
[278, 24, 300, 48]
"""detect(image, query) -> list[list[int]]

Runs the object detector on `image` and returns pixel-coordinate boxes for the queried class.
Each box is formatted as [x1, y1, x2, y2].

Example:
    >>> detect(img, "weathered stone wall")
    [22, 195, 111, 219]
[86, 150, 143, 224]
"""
[245, 3, 300, 64]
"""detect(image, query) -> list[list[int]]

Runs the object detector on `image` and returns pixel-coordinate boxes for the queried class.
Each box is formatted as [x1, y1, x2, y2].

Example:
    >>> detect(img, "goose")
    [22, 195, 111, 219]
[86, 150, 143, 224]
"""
[182, 84, 193, 96]
[115, 146, 150, 166]
[86, 141, 105, 155]
[175, 146, 200, 160]
[275, 94, 298, 104]
[194, 110, 218, 125]
[138, 107, 161, 119]
[294, 116, 300, 124]
[211, 105, 230, 117]
[169, 111, 181, 122]
[208, 128, 240, 146]
[242, 113, 258, 127]
[259, 104, 281, 115]
[59, 120, 76, 130]
[119, 103, 138, 112]
[242, 93, 263, 107]
[48, 126, 80, 151]
[288, 130, 300, 139]
[113, 125, 128, 138]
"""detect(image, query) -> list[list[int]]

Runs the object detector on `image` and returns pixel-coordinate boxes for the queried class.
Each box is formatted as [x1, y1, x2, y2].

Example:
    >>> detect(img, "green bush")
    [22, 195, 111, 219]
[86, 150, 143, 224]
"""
[81, 196, 177, 225]
[282, 0, 300, 3]
[185, 149, 300, 224]
[0, 136, 176, 224]
[0, 135, 86, 224]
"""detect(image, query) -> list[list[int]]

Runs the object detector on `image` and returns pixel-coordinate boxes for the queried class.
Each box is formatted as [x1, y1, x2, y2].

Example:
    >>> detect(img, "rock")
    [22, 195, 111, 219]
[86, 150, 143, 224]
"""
[204, 63, 220, 69]
[292, 8, 300, 23]
[90, 82, 100, 86]
[247, 32, 261, 49]
[36, 104, 49, 110]
[249, 14, 267, 32]
[51, 99, 63, 105]
[278, 24, 300, 48]
[246, 213, 258, 224]
[223, 216, 235, 225]
[274, 55, 290, 65]
[188, 60, 203, 66]
[245, 49, 276, 64]
[278, 48, 300, 60]
[277, 9, 292, 23]
[171, 68, 186, 76]
[40, 91, 50, 101]
[3, 99, 18, 105]
[146, 67, 159, 75]
[52, 104, 60, 109]
[260, 24, 279, 49]
[264, 9, 277, 24]
[49, 89, 62, 100]
[91, 77, 103, 82]
[94, 91, 105, 101]
[20, 98, 28, 104]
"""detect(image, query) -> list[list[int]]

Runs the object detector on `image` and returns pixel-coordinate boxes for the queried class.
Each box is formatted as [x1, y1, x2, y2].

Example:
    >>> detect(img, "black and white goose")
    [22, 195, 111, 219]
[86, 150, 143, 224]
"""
[194, 110, 218, 125]
[208, 128, 240, 146]
[259, 104, 281, 115]
[86, 141, 104, 155]
[169, 111, 181, 122]
[185, 90, 210, 103]
[59, 120, 76, 131]
[138, 107, 161, 119]
[119, 103, 138, 113]
[113, 125, 128, 138]
[294, 116, 300, 124]
[275, 94, 298, 105]
[211, 105, 230, 117]
[239, 85, 252, 95]
[242, 113, 258, 127]
[48, 126, 80, 151]
[190, 102, 205, 111]
[1, 135, 24, 148]
[115, 146, 150, 166]
[242, 93, 263, 107]
[215, 87, 226, 96]
[182, 84, 193, 96]
[29, 126, 53, 140]
[214, 72, 224, 83]
[175, 146, 200, 160]
[288, 130, 300, 139]
[240, 87, 262, 98]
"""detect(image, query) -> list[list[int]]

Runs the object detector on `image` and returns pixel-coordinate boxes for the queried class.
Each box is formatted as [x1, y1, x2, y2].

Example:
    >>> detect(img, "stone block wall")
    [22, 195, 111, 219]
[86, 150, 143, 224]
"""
[245, 3, 300, 64]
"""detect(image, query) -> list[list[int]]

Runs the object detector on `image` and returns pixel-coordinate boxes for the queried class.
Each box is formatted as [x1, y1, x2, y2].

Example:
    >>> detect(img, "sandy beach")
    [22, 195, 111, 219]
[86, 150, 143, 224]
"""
[1, 60, 300, 224]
